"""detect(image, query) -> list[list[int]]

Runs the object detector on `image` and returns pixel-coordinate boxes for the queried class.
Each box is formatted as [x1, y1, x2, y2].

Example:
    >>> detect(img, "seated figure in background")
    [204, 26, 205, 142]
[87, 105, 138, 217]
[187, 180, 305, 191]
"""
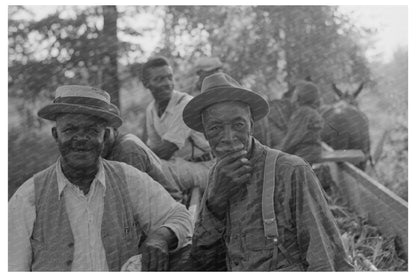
[141, 56, 214, 195]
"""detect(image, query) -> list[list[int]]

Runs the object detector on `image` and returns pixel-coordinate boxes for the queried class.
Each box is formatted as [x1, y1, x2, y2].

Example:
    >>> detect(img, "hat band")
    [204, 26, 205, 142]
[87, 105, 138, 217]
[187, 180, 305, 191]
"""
[53, 96, 113, 111]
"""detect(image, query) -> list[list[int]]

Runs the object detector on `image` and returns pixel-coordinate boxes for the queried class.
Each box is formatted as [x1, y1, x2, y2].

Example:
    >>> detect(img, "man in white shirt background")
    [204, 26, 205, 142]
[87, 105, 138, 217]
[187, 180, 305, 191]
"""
[141, 56, 214, 194]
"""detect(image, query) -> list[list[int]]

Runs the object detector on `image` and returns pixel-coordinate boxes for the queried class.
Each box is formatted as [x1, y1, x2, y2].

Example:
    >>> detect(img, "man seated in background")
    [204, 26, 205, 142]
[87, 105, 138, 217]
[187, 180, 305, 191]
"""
[141, 56, 214, 195]
[101, 104, 183, 201]
[9, 85, 193, 271]
[278, 81, 324, 164]
[192, 56, 223, 95]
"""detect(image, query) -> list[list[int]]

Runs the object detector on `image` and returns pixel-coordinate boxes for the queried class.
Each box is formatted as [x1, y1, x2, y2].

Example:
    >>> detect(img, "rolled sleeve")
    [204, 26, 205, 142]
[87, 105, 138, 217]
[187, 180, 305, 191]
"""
[145, 105, 160, 149]
[123, 165, 193, 251]
[161, 119, 191, 150]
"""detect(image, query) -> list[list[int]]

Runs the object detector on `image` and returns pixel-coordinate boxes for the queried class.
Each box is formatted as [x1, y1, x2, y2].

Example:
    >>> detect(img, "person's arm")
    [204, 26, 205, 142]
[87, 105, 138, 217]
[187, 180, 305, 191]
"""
[114, 139, 183, 201]
[292, 165, 354, 271]
[151, 140, 179, 160]
[123, 165, 192, 271]
[8, 179, 36, 271]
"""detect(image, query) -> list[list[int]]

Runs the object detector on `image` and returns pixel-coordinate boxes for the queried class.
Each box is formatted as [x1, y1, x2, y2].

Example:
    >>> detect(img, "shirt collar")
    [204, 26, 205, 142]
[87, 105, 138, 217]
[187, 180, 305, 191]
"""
[55, 157, 106, 199]
[152, 90, 181, 117]
[247, 138, 266, 164]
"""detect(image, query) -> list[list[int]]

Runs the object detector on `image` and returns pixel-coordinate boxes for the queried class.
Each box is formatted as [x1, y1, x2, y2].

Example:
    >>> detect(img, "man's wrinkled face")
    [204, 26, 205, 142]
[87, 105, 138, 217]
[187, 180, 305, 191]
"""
[202, 101, 253, 159]
[52, 114, 107, 170]
[145, 65, 174, 103]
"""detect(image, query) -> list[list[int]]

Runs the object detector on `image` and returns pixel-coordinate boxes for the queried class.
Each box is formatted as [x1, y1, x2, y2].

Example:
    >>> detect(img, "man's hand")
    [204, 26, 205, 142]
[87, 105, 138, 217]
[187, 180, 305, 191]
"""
[206, 150, 252, 219]
[140, 227, 178, 271]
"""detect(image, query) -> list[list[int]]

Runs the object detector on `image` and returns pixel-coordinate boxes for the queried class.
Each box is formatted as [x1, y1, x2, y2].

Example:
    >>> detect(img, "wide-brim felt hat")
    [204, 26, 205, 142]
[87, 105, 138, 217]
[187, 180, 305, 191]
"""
[183, 73, 269, 132]
[38, 85, 123, 128]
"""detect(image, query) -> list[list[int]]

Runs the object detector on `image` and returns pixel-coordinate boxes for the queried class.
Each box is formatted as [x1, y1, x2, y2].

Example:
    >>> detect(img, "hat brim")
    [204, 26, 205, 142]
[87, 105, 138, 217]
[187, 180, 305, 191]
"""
[38, 103, 123, 128]
[183, 87, 269, 132]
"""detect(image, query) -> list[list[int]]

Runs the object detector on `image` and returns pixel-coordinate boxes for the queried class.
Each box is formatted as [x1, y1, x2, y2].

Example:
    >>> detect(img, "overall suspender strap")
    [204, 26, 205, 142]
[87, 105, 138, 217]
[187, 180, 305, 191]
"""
[262, 149, 280, 240]
[262, 149, 299, 268]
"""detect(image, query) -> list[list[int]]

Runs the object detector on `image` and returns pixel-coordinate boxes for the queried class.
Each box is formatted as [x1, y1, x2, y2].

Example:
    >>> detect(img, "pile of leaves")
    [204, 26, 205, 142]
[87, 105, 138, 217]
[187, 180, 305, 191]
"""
[326, 191, 407, 271]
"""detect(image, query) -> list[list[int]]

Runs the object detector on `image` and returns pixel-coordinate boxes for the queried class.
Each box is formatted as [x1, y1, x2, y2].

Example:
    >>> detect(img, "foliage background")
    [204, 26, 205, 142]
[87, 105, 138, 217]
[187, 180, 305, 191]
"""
[8, 5, 408, 200]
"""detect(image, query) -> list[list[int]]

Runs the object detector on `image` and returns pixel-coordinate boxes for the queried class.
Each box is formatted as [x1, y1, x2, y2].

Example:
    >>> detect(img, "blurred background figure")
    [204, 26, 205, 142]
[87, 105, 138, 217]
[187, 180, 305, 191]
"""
[277, 81, 324, 164]
[193, 56, 223, 95]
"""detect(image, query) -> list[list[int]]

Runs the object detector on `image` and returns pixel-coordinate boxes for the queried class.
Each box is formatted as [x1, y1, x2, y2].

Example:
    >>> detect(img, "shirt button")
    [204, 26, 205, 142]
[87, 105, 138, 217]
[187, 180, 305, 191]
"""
[66, 260, 73, 266]
[68, 242, 74, 248]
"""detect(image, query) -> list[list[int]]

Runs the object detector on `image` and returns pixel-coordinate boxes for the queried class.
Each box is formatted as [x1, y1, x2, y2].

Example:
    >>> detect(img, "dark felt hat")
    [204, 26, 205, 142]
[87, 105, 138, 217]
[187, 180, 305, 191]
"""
[38, 85, 123, 128]
[183, 73, 269, 132]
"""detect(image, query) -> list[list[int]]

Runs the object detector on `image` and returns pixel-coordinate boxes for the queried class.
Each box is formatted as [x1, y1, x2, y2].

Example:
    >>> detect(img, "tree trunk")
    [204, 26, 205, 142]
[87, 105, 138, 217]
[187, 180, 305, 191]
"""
[101, 5, 120, 108]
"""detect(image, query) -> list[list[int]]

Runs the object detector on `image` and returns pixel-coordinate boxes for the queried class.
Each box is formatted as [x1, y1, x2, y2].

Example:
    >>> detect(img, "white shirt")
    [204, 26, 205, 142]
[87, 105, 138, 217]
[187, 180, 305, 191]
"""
[146, 90, 210, 160]
[8, 158, 193, 271]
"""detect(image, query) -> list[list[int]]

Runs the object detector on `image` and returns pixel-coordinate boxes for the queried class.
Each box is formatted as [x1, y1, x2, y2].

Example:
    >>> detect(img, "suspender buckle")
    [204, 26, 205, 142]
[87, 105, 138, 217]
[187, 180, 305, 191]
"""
[264, 218, 275, 225]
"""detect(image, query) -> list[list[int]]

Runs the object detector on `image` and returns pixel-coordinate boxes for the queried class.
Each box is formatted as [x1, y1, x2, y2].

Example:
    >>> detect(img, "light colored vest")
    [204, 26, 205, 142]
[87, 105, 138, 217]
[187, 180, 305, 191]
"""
[31, 159, 141, 271]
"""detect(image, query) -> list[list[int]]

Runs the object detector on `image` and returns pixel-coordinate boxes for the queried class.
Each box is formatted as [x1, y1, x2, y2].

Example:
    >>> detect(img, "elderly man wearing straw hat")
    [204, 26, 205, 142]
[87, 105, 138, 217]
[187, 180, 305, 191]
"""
[8, 85, 192, 271]
[184, 73, 353, 271]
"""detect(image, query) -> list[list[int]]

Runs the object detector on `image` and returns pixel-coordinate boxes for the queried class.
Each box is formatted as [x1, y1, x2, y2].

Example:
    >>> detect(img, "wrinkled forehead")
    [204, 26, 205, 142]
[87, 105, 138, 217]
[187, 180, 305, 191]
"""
[202, 101, 251, 121]
[55, 113, 107, 127]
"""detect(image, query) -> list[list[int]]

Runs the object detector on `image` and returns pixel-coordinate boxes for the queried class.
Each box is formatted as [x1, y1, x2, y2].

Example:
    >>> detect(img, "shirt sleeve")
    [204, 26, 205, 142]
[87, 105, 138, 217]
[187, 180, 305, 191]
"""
[145, 104, 160, 149]
[8, 178, 36, 271]
[292, 165, 354, 271]
[123, 164, 193, 251]
[161, 101, 192, 149]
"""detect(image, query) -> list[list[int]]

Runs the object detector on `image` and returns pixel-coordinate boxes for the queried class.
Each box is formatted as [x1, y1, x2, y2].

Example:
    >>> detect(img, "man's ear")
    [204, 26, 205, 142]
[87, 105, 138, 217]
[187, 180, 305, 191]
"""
[249, 118, 254, 136]
[51, 127, 58, 141]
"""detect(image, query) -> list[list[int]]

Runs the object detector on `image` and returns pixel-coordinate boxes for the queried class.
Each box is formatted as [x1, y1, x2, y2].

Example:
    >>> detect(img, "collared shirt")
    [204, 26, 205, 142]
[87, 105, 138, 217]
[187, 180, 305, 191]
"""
[9, 158, 193, 271]
[146, 90, 210, 160]
[191, 139, 353, 271]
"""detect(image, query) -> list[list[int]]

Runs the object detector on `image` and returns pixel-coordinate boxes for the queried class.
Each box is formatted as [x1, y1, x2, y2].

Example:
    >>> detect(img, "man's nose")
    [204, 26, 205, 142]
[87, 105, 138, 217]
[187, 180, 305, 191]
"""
[161, 77, 172, 86]
[73, 131, 90, 141]
[221, 125, 236, 143]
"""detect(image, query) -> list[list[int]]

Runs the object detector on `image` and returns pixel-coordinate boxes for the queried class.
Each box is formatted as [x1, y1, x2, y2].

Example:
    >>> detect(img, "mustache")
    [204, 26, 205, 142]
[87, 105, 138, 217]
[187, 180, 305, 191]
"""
[59, 140, 100, 152]
[215, 144, 245, 153]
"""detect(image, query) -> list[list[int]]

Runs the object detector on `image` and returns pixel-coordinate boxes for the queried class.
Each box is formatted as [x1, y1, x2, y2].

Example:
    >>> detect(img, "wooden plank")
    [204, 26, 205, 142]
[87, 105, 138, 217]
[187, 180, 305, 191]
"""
[337, 163, 408, 258]
[318, 149, 366, 163]
[323, 143, 408, 258]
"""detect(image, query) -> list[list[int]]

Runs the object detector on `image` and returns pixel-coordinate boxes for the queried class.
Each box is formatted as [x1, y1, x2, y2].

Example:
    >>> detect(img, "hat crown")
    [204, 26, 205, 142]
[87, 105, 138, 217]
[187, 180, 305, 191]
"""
[38, 85, 123, 128]
[201, 73, 243, 94]
[55, 85, 111, 103]
[195, 57, 222, 72]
